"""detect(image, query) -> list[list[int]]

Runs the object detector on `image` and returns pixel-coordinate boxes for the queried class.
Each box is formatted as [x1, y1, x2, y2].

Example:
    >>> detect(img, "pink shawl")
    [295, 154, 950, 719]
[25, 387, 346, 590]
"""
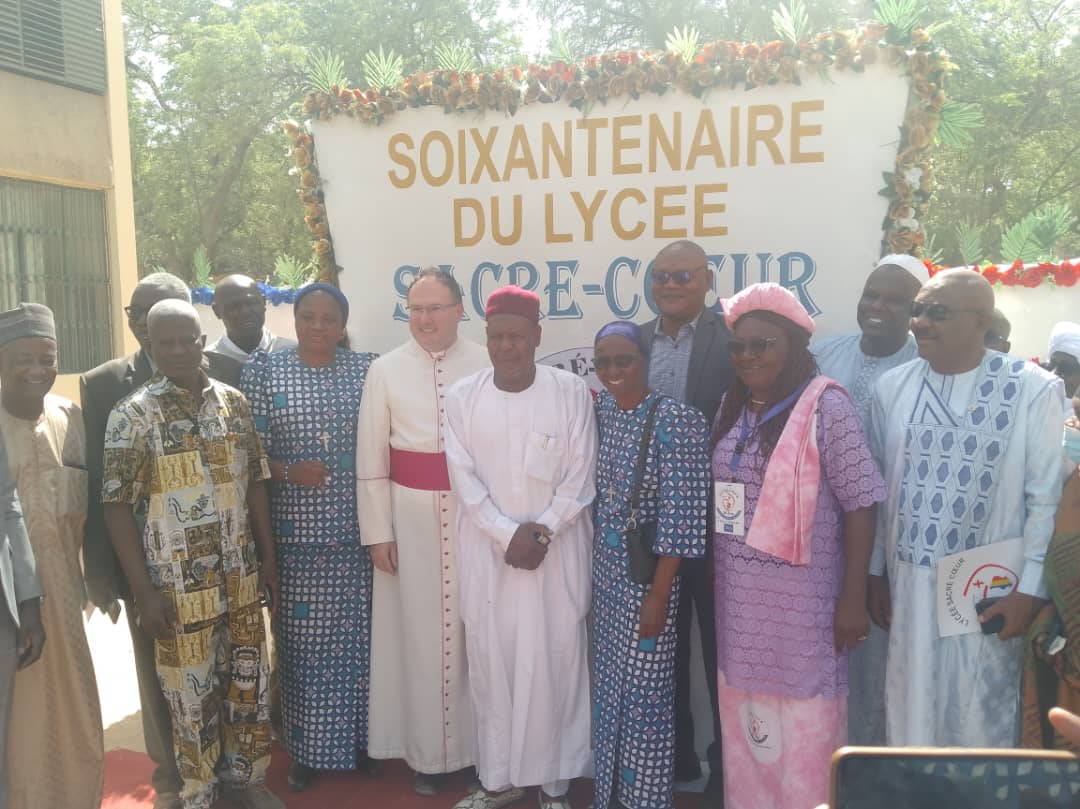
[744, 376, 844, 566]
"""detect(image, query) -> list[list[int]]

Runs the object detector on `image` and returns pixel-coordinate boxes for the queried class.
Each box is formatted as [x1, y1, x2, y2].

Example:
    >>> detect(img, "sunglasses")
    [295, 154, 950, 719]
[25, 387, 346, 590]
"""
[910, 301, 984, 321]
[594, 354, 639, 371]
[652, 267, 705, 286]
[727, 337, 777, 357]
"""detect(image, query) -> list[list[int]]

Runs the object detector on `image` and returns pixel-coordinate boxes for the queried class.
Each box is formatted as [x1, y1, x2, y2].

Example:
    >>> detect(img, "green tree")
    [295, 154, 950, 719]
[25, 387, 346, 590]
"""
[125, 0, 523, 281]
[921, 0, 1080, 263]
[529, 0, 870, 56]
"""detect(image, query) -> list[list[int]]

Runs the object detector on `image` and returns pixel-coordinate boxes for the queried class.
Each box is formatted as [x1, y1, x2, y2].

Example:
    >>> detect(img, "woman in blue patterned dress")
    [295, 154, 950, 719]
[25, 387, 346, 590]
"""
[240, 283, 378, 791]
[590, 321, 711, 809]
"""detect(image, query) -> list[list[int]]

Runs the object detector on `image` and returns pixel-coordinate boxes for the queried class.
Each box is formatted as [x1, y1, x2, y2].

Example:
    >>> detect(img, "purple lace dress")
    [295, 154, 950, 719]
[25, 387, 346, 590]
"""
[712, 387, 885, 700]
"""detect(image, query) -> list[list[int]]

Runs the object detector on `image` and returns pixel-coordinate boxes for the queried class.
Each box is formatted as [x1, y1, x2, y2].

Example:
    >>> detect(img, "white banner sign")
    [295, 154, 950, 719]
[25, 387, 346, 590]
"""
[314, 65, 910, 385]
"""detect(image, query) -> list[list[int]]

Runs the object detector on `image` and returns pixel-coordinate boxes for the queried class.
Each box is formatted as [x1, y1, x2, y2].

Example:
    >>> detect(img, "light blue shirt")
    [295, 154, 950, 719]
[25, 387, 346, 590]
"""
[814, 332, 919, 429]
[648, 314, 700, 402]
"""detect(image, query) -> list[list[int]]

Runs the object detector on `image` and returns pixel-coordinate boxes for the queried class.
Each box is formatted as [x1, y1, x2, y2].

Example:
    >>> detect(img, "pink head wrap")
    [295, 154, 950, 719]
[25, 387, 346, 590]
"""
[721, 282, 815, 335]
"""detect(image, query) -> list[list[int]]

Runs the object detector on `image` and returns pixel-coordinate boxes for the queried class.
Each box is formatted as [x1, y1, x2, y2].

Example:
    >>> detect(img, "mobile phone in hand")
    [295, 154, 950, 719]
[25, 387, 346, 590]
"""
[975, 596, 1004, 635]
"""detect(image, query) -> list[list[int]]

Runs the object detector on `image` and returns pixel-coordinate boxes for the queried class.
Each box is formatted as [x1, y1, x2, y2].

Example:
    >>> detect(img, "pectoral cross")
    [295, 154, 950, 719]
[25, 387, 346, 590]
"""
[318, 431, 331, 452]
[606, 484, 618, 504]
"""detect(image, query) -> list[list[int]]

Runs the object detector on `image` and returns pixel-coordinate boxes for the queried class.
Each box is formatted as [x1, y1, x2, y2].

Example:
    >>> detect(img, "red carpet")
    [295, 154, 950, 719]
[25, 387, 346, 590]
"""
[104, 747, 701, 808]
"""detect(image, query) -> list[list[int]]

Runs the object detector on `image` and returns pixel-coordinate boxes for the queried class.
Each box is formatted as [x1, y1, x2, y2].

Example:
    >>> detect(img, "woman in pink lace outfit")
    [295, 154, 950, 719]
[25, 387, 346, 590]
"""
[710, 284, 885, 809]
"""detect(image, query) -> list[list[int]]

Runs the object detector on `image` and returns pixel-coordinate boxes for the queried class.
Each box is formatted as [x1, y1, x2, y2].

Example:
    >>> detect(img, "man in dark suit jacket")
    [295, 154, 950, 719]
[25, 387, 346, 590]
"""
[641, 240, 734, 808]
[80, 272, 240, 809]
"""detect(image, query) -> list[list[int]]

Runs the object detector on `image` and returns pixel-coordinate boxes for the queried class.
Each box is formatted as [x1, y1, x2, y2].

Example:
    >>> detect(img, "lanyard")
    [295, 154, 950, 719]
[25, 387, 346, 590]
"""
[728, 382, 808, 472]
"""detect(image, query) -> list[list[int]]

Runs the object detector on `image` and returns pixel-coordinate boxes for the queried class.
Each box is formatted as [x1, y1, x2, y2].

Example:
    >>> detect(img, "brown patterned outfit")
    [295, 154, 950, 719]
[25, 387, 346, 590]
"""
[102, 373, 271, 809]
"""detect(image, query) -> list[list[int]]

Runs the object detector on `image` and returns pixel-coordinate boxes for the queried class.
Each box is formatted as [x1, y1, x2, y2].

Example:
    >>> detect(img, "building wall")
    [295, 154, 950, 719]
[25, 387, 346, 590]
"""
[0, 0, 139, 403]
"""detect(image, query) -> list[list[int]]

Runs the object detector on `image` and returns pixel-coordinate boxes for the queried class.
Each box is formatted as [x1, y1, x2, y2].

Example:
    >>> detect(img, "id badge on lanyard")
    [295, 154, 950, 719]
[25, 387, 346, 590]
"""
[714, 481, 746, 536]
[715, 384, 806, 538]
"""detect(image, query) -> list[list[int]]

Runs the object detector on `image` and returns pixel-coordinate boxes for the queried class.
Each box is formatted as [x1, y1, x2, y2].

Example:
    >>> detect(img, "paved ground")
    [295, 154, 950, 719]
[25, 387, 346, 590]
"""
[86, 602, 146, 753]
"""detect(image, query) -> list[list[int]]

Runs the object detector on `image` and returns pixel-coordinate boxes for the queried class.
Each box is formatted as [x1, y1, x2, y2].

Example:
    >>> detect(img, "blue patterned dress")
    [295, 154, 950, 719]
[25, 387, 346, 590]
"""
[592, 390, 710, 809]
[241, 347, 376, 770]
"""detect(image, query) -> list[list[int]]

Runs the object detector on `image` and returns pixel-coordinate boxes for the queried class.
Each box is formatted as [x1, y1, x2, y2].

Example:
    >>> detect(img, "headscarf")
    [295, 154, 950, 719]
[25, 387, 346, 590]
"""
[1048, 322, 1080, 363]
[877, 253, 931, 285]
[294, 282, 349, 324]
[594, 321, 648, 354]
[0, 303, 56, 347]
[721, 282, 815, 335]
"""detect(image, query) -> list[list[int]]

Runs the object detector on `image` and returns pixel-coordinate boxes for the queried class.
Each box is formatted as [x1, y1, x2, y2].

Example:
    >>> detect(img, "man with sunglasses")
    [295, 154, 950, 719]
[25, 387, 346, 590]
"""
[985, 309, 1013, 354]
[813, 253, 926, 746]
[867, 269, 1065, 749]
[79, 272, 241, 809]
[640, 240, 733, 806]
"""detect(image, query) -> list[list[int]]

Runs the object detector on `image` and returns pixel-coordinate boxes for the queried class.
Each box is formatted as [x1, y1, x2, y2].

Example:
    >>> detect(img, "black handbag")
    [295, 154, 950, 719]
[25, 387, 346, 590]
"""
[625, 398, 662, 584]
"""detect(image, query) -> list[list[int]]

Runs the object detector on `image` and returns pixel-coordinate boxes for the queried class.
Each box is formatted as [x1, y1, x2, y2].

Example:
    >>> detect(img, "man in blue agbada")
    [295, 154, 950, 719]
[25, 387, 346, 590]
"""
[868, 269, 1065, 747]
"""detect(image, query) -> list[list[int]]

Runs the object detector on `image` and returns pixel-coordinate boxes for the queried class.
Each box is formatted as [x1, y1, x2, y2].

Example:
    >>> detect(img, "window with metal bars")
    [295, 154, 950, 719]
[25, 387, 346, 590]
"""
[0, 0, 106, 94]
[0, 177, 114, 373]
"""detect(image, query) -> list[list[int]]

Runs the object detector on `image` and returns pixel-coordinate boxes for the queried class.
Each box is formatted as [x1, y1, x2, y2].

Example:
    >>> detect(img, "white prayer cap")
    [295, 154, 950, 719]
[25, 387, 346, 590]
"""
[1048, 322, 1080, 363]
[876, 253, 931, 285]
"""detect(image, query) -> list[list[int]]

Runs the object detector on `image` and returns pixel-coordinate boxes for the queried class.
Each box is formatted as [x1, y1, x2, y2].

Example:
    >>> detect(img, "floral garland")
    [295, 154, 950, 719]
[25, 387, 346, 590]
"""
[190, 282, 302, 306]
[926, 259, 1080, 288]
[284, 22, 948, 278]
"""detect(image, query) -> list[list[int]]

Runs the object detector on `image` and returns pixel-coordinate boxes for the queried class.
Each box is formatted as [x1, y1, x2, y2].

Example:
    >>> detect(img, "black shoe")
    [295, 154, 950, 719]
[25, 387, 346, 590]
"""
[287, 761, 314, 792]
[700, 770, 724, 808]
[414, 771, 447, 796]
[356, 749, 383, 777]
[674, 754, 702, 782]
[463, 766, 482, 793]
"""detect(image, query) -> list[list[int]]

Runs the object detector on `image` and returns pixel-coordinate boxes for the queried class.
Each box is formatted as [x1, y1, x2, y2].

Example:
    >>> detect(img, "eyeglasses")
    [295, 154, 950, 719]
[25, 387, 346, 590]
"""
[910, 301, 984, 321]
[593, 354, 639, 371]
[651, 267, 706, 286]
[727, 337, 777, 357]
[124, 305, 148, 319]
[406, 303, 458, 317]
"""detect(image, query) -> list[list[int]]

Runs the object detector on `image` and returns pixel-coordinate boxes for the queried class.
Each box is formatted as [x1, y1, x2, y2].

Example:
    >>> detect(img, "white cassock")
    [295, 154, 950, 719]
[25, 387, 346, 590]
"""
[356, 337, 490, 773]
[444, 365, 597, 790]
[869, 351, 1065, 746]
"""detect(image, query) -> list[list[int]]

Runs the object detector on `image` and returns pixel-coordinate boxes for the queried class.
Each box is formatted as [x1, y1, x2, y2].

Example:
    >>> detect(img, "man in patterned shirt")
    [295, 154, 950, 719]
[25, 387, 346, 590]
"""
[101, 300, 283, 809]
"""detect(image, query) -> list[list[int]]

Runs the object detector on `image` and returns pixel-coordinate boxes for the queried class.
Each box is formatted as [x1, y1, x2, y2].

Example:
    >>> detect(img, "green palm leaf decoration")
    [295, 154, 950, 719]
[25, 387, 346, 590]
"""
[550, 30, 576, 65]
[772, 0, 810, 44]
[434, 42, 477, 74]
[875, 0, 928, 37]
[665, 25, 701, 64]
[936, 101, 984, 148]
[193, 245, 213, 288]
[954, 221, 985, 266]
[361, 46, 404, 92]
[923, 231, 946, 265]
[306, 48, 347, 94]
[273, 253, 315, 289]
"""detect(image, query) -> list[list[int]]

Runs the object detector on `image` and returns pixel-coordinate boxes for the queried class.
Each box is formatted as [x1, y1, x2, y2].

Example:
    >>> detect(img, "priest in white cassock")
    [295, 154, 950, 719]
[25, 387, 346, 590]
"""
[356, 268, 489, 796]
[812, 253, 925, 745]
[868, 269, 1065, 747]
[445, 285, 596, 809]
